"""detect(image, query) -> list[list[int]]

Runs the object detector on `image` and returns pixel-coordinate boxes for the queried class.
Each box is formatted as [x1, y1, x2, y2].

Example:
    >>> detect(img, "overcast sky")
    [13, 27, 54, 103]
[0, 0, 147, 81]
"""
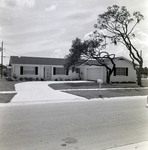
[0, 0, 148, 66]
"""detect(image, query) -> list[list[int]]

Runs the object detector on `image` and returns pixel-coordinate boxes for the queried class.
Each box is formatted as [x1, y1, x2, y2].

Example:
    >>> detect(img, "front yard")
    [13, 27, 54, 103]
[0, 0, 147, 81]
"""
[1, 78, 148, 103]
[49, 81, 148, 99]
[63, 89, 148, 99]
[0, 78, 18, 103]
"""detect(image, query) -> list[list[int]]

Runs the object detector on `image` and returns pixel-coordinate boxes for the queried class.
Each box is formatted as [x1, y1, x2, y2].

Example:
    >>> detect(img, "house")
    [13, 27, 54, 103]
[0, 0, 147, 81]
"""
[79, 57, 136, 82]
[9, 56, 137, 83]
[9, 56, 80, 81]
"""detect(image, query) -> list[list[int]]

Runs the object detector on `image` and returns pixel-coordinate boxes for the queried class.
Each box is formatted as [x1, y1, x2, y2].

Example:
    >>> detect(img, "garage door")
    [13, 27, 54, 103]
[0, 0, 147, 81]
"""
[87, 68, 102, 81]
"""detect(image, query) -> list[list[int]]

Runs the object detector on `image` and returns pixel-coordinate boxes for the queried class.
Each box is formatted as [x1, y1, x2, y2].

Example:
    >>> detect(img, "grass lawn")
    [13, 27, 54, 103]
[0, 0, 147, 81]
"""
[0, 78, 18, 103]
[0, 78, 19, 91]
[0, 93, 16, 103]
[49, 82, 141, 90]
[64, 89, 148, 99]
[49, 81, 148, 99]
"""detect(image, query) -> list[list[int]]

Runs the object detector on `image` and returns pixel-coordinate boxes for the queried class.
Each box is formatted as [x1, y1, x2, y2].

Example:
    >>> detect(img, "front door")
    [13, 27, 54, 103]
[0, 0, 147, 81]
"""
[44, 67, 52, 80]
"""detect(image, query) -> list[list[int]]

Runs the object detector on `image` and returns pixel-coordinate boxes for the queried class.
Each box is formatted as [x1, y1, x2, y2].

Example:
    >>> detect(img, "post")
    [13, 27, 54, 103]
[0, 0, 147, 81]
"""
[146, 96, 148, 108]
[1, 41, 3, 77]
[99, 82, 101, 95]
[97, 79, 103, 97]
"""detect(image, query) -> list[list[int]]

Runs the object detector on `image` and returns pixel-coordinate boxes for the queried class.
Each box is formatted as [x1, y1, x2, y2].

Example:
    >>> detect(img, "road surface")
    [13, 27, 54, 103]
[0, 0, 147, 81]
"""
[0, 97, 148, 150]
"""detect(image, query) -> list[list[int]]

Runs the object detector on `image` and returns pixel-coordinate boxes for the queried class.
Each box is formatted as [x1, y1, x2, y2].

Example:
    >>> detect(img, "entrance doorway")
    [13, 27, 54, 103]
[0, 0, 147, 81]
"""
[44, 67, 52, 80]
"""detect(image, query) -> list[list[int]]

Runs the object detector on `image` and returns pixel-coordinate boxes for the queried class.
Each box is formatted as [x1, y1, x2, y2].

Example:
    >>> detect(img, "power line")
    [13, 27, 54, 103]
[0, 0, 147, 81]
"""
[4, 48, 21, 56]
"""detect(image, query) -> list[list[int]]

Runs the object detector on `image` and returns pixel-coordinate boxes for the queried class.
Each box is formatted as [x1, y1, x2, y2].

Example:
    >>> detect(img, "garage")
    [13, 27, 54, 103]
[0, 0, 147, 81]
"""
[87, 67, 102, 81]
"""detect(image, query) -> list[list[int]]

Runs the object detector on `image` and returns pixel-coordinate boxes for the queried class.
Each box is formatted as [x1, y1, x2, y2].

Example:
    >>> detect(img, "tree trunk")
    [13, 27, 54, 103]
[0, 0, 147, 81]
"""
[137, 72, 142, 86]
[106, 70, 111, 84]
[137, 64, 142, 86]
[137, 61, 143, 86]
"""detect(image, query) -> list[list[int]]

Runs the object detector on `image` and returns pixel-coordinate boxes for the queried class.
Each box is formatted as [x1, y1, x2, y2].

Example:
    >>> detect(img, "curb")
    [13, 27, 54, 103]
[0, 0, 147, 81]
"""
[105, 141, 148, 150]
[1, 95, 148, 107]
[60, 87, 148, 91]
[0, 91, 17, 94]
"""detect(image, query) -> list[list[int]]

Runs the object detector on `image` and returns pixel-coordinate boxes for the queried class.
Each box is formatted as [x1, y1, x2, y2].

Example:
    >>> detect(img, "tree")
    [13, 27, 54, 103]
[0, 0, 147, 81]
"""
[94, 5, 144, 86]
[64, 37, 116, 84]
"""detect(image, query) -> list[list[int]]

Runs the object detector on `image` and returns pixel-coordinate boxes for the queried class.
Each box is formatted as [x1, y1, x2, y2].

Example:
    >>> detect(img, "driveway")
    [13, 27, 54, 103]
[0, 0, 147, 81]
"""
[11, 81, 87, 103]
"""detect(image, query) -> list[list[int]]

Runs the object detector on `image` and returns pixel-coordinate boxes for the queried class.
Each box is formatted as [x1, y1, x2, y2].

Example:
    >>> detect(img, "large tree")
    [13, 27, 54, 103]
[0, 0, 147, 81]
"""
[64, 37, 116, 84]
[94, 5, 144, 85]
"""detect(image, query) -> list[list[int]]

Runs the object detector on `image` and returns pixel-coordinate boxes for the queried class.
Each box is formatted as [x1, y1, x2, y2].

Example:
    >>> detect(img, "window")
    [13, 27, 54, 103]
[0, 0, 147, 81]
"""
[114, 67, 128, 76]
[76, 68, 80, 73]
[53, 67, 68, 75]
[20, 66, 38, 75]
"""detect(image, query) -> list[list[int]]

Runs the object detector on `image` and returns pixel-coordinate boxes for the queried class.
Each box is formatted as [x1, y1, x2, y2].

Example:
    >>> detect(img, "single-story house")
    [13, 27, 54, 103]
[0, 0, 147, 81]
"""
[8, 56, 137, 83]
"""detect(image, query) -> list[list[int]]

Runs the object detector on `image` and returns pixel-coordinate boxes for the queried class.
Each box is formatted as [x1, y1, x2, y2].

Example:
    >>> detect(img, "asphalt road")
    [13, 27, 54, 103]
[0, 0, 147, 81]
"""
[0, 97, 148, 150]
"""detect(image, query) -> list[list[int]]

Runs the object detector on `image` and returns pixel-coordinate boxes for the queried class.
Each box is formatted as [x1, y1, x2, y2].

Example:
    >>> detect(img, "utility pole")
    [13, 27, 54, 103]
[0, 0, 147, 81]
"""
[1, 41, 3, 77]
[140, 50, 143, 68]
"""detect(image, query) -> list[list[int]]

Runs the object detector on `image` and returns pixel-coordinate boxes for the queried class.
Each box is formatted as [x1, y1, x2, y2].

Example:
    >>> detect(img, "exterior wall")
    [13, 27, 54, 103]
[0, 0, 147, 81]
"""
[80, 66, 104, 82]
[11, 64, 79, 81]
[10, 58, 136, 83]
[50, 65, 79, 81]
[79, 66, 87, 80]
[11, 64, 44, 79]
[102, 67, 107, 82]
[109, 59, 136, 82]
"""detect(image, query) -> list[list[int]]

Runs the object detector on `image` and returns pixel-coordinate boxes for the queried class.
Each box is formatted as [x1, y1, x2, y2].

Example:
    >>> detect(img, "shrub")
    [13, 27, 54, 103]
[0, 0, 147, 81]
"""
[24, 77, 29, 81]
[6, 77, 14, 81]
[35, 77, 39, 81]
[28, 77, 33, 81]
[19, 77, 24, 81]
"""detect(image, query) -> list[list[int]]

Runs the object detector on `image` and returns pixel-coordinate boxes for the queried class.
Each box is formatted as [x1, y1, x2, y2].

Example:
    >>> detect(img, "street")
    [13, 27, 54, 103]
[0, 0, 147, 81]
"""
[0, 97, 148, 150]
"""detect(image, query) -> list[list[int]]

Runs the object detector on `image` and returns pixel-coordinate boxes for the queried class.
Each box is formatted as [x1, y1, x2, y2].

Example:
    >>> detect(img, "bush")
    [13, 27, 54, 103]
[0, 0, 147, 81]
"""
[28, 77, 34, 81]
[3, 72, 8, 77]
[12, 74, 18, 80]
[5, 77, 14, 81]
[24, 77, 29, 81]
[19, 77, 23, 81]
[35, 77, 39, 81]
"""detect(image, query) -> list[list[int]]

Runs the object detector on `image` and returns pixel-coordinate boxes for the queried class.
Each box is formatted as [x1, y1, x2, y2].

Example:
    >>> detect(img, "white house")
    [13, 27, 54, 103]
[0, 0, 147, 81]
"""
[9, 56, 137, 83]
[9, 56, 80, 81]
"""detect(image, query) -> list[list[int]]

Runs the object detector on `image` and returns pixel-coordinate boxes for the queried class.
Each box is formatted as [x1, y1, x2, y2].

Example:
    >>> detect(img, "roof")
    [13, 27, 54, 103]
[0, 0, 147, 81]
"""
[9, 56, 136, 66]
[9, 56, 66, 66]
[81, 56, 136, 66]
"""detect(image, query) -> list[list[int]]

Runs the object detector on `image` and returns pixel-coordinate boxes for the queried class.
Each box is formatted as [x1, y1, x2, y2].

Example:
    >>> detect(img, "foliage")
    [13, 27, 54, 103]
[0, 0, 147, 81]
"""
[141, 67, 148, 75]
[64, 37, 116, 83]
[94, 5, 144, 85]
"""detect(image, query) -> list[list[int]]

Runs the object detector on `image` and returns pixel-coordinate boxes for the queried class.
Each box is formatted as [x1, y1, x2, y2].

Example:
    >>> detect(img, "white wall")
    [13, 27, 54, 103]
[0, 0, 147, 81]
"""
[110, 59, 136, 82]
[11, 64, 79, 81]
[11, 64, 44, 79]
[51, 66, 79, 81]
[80, 66, 104, 81]
[79, 66, 87, 80]
[11, 59, 136, 82]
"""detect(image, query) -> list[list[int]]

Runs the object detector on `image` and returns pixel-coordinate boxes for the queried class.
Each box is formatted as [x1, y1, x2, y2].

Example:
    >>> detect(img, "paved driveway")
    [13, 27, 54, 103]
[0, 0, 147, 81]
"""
[11, 81, 87, 103]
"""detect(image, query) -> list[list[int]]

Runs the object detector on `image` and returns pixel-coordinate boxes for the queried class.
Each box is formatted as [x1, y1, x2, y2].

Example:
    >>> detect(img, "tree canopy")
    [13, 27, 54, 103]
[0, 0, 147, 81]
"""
[65, 5, 144, 85]
[64, 37, 116, 83]
[94, 5, 144, 85]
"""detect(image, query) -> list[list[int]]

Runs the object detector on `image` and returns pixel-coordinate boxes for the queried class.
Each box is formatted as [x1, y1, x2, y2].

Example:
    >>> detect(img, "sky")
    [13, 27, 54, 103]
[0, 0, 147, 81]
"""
[0, 0, 148, 66]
